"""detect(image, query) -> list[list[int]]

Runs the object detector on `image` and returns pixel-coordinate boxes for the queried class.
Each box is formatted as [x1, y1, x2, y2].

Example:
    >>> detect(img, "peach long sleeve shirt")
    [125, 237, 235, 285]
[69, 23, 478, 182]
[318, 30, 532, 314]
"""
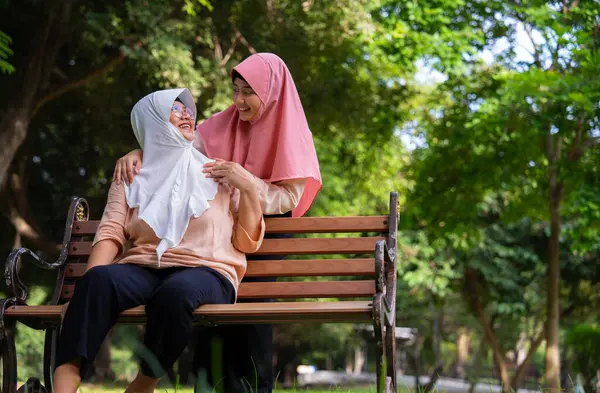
[92, 181, 265, 292]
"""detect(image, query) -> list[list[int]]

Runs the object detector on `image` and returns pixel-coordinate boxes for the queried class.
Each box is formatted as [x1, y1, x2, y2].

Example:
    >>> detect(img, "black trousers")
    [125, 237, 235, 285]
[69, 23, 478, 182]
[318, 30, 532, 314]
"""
[55, 264, 234, 379]
[192, 212, 292, 393]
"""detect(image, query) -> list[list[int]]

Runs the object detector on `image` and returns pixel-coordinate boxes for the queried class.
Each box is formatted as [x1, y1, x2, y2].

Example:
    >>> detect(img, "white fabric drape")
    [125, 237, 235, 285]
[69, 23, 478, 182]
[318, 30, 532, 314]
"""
[125, 88, 218, 264]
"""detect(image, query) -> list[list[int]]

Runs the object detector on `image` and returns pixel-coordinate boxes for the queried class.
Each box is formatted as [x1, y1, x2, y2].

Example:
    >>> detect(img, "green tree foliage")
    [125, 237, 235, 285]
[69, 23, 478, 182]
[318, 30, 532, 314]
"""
[565, 325, 600, 393]
[2, 0, 600, 388]
[405, 1, 600, 389]
[0, 31, 14, 74]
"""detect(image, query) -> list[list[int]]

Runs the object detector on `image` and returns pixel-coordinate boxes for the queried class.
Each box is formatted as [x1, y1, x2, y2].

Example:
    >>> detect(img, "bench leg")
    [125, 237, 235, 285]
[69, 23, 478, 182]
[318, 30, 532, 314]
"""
[1, 297, 19, 393]
[386, 318, 397, 392]
[1, 321, 17, 393]
[373, 294, 388, 393]
[0, 298, 51, 393]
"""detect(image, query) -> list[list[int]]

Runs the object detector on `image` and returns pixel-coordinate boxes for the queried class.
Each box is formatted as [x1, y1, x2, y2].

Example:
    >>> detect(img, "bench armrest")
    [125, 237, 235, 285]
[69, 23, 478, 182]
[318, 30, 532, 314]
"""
[4, 197, 89, 304]
[4, 247, 66, 304]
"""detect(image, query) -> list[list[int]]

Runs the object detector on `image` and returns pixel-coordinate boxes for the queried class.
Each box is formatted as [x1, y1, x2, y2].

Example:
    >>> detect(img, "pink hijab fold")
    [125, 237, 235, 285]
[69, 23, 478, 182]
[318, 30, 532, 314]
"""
[196, 53, 322, 217]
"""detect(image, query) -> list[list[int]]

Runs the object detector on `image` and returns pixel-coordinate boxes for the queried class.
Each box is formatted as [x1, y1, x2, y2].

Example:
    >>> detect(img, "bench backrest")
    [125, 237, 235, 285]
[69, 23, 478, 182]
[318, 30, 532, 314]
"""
[55, 193, 398, 304]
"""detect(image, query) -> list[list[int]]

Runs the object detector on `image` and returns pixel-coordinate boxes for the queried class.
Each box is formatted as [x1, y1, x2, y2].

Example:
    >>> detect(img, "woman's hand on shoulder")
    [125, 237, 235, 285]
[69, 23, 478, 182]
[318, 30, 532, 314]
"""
[203, 159, 255, 192]
[113, 149, 143, 185]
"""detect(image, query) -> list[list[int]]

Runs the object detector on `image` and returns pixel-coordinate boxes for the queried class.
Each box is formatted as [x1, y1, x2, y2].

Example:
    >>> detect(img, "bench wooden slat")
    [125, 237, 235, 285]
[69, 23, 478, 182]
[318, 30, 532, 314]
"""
[71, 217, 389, 236]
[60, 280, 376, 300]
[64, 259, 376, 279]
[5, 301, 373, 324]
[68, 237, 384, 257]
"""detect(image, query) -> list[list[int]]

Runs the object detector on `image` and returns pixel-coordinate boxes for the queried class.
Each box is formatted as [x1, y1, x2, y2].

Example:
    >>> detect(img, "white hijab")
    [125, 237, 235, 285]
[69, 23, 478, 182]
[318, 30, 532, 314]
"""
[125, 88, 218, 264]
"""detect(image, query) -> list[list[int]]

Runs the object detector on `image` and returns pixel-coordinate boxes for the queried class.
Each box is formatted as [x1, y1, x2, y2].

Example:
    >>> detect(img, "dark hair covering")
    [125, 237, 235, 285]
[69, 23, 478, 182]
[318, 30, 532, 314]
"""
[231, 69, 248, 83]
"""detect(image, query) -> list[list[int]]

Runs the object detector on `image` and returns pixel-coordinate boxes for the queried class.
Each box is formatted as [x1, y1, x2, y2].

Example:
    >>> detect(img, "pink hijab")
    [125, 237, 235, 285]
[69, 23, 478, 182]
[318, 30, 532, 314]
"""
[196, 53, 322, 217]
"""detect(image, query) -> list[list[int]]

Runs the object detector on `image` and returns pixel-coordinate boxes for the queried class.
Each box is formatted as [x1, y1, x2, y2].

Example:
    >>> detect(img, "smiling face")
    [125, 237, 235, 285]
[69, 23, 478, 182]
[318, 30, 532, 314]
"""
[232, 78, 262, 122]
[169, 100, 195, 141]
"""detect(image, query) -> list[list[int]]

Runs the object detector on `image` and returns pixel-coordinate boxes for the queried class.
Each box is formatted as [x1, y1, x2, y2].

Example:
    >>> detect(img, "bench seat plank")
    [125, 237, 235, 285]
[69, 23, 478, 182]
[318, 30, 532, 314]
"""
[60, 280, 377, 301]
[68, 237, 385, 256]
[64, 259, 376, 279]
[5, 301, 373, 324]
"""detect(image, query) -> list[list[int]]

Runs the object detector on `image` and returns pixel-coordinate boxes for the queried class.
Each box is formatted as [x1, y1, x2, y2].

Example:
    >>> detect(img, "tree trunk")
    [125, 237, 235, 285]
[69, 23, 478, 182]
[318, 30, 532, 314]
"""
[0, 1, 74, 187]
[465, 270, 512, 393]
[467, 339, 486, 393]
[0, 111, 32, 188]
[455, 328, 470, 379]
[354, 345, 366, 374]
[545, 189, 562, 393]
[283, 363, 295, 388]
[476, 311, 511, 393]
[345, 349, 354, 374]
[412, 335, 423, 387]
[418, 300, 445, 393]
[431, 300, 443, 369]
[545, 135, 563, 393]
[512, 333, 544, 389]
[325, 355, 333, 370]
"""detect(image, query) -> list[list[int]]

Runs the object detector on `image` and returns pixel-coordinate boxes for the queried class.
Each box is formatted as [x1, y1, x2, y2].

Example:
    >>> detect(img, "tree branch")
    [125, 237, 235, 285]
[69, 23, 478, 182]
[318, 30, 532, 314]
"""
[555, 137, 562, 162]
[233, 26, 257, 54]
[568, 117, 585, 160]
[10, 155, 35, 226]
[546, 133, 554, 160]
[19, 1, 61, 111]
[209, 18, 233, 76]
[546, 131, 562, 164]
[581, 136, 600, 150]
[219, 31, 240, 67]
[512, 332, 544, 388]
[575, 117, 583, 146]
[463, 268, 512, 391]
[212, 30, 223, 62]
[33, 41, 142, 116]
[4, 159, 60, 257]
[419, 364, 444, 393]
[523, 23, 542, 68]
[569, 135, 599, 161]
[6, 201, 60, 257]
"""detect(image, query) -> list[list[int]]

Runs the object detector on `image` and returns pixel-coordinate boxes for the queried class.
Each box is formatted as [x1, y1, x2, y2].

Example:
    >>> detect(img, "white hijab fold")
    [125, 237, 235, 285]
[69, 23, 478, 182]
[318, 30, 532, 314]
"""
[125, 88, 218, 264]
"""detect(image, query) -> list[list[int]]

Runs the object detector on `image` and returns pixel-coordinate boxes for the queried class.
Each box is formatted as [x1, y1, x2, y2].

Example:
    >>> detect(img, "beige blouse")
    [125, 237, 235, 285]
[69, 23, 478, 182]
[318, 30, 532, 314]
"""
[254, 177, 306, 215]
[92, 182, 265, 292]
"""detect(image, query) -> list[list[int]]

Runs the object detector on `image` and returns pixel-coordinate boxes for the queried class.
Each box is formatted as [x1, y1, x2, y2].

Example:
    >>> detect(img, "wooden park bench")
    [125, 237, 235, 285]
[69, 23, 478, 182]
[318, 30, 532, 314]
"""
[0, 192, 399, 393]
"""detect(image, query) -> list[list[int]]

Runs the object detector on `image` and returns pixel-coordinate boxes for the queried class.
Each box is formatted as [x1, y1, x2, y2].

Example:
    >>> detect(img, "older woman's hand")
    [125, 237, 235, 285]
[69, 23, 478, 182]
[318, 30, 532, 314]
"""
[113, 149, 143, 185]
[203, 159, 255, 192]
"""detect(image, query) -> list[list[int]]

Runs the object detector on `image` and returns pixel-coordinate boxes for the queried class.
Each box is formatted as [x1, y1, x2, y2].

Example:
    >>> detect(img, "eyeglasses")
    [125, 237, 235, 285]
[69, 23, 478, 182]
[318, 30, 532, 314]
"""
[172, 103, 196, 120]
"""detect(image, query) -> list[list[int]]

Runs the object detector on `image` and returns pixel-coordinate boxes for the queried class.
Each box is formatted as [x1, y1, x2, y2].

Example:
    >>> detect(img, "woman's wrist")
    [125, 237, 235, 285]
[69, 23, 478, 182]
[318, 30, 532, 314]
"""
[235, 171, 257, 193]
[238, 178, 257, 194]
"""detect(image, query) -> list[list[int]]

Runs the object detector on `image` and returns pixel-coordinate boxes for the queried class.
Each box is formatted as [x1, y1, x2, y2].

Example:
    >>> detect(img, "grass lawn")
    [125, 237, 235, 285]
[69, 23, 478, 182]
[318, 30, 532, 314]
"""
[68, 383, 382, 393]
[15, 382, 393, 393]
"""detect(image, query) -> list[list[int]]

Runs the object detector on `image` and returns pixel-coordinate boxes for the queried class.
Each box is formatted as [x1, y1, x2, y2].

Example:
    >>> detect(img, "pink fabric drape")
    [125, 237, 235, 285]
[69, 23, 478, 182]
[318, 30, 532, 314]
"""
[196, 53, 322, 217]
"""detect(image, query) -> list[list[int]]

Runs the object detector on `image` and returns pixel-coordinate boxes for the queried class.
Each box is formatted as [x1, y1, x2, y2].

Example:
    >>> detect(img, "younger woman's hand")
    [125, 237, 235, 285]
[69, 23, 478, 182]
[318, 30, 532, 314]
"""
[113, 149, 143, 185]
[203, 159, 255, 192]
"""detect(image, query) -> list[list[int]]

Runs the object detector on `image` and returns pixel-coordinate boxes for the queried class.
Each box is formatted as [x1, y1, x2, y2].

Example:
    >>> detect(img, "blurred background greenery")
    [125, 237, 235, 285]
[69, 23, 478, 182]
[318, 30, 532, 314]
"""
[1, 0, 599, 391]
